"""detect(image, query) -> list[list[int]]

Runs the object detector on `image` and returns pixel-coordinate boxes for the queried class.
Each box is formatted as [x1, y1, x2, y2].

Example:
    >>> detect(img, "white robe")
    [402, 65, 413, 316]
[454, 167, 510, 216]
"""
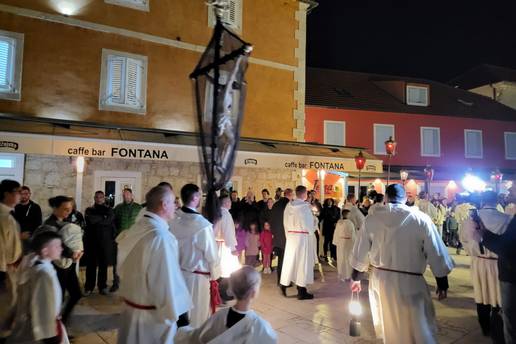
[170, 209, 219, 327]
[351, 203, 454, 344]
[7, 256, 69, 344]
[416, 199, 438, 224]
[332, 219, 356, 280]
[280, 199, 316, 288]
[460, 216, 501, 306]
[117, 211, 192, 344]
[367, 203, 385, 216]
[479, 207, 513, 235]
[343, 203, 365, 231]
[175, 307, 277, 344]
[0, 203, 22, 338]
[213, 208, 240, 278]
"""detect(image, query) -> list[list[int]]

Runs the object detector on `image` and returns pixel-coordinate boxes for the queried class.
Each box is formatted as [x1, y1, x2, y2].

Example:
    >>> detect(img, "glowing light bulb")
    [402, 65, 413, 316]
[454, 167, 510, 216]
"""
[348, 300, 362, 316]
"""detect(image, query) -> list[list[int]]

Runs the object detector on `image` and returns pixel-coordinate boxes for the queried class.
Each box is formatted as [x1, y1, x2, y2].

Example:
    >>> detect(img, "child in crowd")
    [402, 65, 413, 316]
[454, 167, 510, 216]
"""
[260, 222, 274, 274]
[7, 231, 69, 344]
[333, 209, 356, 282]
[175, 266, 277, 343]
[234, 217, 247, 264]
[245, 222, 260, 267]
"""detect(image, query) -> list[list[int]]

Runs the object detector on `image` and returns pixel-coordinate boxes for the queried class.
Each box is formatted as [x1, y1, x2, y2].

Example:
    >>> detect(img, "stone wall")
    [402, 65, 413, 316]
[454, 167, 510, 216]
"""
[23, 154, 302, 217]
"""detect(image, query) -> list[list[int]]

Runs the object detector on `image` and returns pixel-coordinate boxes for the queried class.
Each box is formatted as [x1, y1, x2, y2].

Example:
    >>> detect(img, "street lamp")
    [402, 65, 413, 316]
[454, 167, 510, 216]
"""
[491, 169, 503, 193]
[354, 151, 366, 200]
[384, 136, 397, 186]
[400, 170, 408, 187]
[424, 165, 434, 194]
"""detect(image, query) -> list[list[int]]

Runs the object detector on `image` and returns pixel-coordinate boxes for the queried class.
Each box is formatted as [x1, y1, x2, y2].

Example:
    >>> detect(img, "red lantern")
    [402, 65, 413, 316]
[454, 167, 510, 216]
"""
[384, 136, 397, 156]
[491, 169, 503, 182]
[424, 165, 434, 181]
[354, 151, 366, 170]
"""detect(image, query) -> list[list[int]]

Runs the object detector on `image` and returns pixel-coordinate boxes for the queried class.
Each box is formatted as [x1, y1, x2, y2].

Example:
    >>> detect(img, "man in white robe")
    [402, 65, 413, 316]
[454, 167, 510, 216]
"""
[280, 185, 316, 300]
[343, 193, 365, 231]
[175, 266, 277, 344]
[460, 194, 502, 339]
[350, 184, 454, 344]
[170, 184, 219, 327]
[213, 195, 240, 278]
[0, 180, 22, 341]
[117, 185, 192, 344]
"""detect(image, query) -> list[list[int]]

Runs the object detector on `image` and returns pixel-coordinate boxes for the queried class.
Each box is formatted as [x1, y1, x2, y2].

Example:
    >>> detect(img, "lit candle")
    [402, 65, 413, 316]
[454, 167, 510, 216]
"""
[349, 291, 362, 337]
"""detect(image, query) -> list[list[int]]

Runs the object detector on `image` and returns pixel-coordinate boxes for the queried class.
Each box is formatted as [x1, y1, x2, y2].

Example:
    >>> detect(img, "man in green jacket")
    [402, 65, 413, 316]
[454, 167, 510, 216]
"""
[111, 188, 142, 292]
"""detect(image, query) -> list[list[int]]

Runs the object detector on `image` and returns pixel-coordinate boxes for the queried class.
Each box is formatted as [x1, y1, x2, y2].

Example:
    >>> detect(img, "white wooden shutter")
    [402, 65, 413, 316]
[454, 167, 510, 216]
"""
[0, 38, 14, 91]
[125, 57, 142, 107]
[107, 55, 125, 104]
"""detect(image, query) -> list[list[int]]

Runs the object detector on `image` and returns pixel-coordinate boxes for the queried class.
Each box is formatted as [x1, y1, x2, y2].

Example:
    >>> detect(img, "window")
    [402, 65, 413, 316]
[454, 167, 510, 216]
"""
[105, 0, 149, 11]
[464, 129, 483, 159]
[324, 121, 346, 146]
[99, 49, 148, 114]
[208, 0, 243, 32]
[406, 85, 429, 106]
[420, 127, 440, 157]
[505, 132, 516, 160]
[374, 124, 395, 155]
[0, 30, 23, 101]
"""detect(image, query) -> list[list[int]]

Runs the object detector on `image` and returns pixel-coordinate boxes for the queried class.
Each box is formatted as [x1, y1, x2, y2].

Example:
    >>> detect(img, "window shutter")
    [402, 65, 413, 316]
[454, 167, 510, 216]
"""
[125, 57, 142, 107]
[0, 38, 13, 90]
[107, 56, 125, 104]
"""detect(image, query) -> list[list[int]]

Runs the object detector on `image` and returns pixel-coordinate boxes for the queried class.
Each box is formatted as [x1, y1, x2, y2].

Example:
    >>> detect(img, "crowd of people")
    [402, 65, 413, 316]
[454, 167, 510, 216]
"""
[0, 177, 515, 344]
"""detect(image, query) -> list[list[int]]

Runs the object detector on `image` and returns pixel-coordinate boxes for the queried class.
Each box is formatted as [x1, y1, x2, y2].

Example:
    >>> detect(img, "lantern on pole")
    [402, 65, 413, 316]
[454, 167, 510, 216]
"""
[424, 165, 434, 194]
[384, 136, 397, 186]
[400, 170, 408, 187]
[354, 151, 366, 200]
[491, 169, 503, 193]
[191, 0, 252, 223]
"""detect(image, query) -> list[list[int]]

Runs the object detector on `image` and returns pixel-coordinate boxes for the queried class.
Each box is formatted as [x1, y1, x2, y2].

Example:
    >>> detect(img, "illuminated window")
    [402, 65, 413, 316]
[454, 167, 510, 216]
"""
[407, 85, 429, 106]
[99, 49, 148, 114]
[0, 30, 23, 101]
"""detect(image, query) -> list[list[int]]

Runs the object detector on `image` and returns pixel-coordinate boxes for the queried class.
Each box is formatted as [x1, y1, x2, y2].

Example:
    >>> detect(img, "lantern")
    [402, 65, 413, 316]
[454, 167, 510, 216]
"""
[354, 151, 366, 200]
[384, 136, 397, 156]
[349, 291, 362, 337]
[491, 169, 503, 193]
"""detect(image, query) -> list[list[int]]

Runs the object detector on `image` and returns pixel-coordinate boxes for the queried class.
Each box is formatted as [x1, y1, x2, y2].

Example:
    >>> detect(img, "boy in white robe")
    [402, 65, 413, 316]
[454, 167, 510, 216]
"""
[176, 265, 277, 344]
[213, 195, 240, 279]
[0, 180, 22, 341]
[332, 209, 356, 281]
[280, 185, 316, 300]
[350, 184, 454, 344]
[170, 184, 219, 327]
[117, 185, 192, 344]
[8, 231, 69, 344]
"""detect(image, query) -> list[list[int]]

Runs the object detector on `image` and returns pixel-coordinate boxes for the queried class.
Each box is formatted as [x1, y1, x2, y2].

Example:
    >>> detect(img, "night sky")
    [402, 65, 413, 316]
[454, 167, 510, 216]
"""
[307, 2, 516, 82]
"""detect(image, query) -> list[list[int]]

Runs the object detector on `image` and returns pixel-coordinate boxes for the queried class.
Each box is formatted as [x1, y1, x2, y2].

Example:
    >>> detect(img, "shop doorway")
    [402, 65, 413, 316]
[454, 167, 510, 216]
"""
[0, 153, 24, 184]
[94, 171, 142, 207]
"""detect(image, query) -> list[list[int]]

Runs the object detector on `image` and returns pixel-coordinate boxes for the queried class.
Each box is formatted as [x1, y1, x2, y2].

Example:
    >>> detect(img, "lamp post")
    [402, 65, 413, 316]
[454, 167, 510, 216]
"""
[424, 165, 434, 194]
[491, 169, 503, 193]
[354, 151, 366, 200]
[384, 136, 397, 186]
[400, 170, 408, 187]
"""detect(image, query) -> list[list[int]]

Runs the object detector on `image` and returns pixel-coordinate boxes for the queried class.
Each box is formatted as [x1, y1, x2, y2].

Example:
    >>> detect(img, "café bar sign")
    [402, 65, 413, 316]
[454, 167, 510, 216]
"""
[0, 132, 382, 174]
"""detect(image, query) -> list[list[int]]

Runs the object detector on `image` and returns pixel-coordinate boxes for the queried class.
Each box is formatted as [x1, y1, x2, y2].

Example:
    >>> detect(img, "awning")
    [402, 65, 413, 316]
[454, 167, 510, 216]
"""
[0, 113, 383, 174]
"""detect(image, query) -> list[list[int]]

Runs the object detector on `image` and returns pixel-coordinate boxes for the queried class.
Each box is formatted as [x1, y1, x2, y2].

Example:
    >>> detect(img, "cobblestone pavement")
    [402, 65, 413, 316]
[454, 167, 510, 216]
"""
[70, 249, 490, 343]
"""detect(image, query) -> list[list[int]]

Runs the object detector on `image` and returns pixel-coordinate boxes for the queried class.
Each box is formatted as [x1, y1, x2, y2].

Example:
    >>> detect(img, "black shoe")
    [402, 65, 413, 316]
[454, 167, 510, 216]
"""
[280, 285, 287, 297]
[296, 286, 314, 300]
[99, 288, 109, 295]
[109, 284, 119, 293]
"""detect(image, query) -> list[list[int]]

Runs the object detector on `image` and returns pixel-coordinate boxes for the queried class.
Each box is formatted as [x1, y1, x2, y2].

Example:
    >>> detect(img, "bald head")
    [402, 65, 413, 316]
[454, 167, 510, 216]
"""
[145, 186, 176, 220]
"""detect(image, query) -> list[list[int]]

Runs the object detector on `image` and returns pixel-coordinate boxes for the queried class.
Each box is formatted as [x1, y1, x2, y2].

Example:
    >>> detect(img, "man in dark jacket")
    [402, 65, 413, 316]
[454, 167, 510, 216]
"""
[13, 186, 42, 252]
[84, 191, 116, 295]
[270, 188, 293, 288]
[480, 191, 516, 343]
